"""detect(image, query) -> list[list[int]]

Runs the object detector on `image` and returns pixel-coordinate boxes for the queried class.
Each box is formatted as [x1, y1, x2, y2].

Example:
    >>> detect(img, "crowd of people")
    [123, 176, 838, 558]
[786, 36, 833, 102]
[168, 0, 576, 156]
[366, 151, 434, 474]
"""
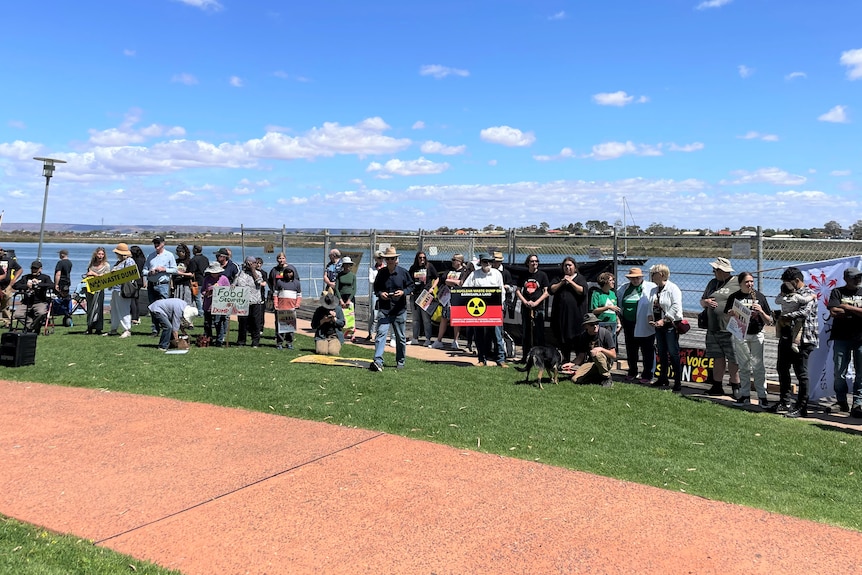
[2, 241, 860, 418]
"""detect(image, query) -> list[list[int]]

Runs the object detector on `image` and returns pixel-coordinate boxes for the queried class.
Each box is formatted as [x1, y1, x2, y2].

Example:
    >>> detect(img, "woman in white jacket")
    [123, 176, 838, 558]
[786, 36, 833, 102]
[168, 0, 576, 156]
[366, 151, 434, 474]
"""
[616, 267, 657, 384]
[647, 263, 684, 391]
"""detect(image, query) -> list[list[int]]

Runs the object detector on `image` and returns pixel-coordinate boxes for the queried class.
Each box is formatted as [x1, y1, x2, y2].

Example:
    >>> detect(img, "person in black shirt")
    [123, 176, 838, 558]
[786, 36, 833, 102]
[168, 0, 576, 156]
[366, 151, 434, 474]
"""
[516, 254, 549, 362]
[370, 246, 413, 372]
[828, 266, 862, 417]
[12, 261, 53, 333]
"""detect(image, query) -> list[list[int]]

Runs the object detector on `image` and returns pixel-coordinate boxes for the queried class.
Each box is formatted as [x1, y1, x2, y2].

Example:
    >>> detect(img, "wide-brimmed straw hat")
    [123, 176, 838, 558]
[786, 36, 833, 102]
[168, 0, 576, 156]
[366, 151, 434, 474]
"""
[625, 267, 644, 279]
[381, 246, 399, 258]
[320, 292, 339, 310]
[113, 243, 132, 257]
[205, 262, 224, 274]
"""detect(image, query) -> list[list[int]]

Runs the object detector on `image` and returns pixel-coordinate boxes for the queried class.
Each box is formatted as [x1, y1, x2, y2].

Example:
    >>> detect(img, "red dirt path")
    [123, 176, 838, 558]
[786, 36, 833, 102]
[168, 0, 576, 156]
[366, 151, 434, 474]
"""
[2, 379, 862, 574]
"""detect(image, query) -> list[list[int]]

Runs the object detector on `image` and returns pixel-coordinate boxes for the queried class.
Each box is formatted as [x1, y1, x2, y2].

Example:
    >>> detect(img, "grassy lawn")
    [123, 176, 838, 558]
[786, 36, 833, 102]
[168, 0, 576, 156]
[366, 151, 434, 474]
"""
[2, 318, 862, 571]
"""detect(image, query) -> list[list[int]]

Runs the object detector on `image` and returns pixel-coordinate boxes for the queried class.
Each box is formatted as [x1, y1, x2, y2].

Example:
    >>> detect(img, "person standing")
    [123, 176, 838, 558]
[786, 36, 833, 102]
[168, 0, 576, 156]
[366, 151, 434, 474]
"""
[462, 254, 507, 367]
[84, 247, 110, 335]
[724, 272, 774, 408]
[370, 247, 413, 372]
[827, 266, 862, 417]
[189, 245, 209, 316]
[516, 254, 550, 363]
[549, 257, 589, 362]
[616, 267, 657, 383]
[700, 257, 741, 397]
[323, 248, 342, 293]
[0, 247, 23, 328]
[143, 236, 177, 336]
[408, 251, 437, 346]
[106, 243, 137, 339]
[234, 256, 266, 347]
[273, 264, 301, 350]
[648, 264, 684, 392]
[336, 256, 357, 343]
[769, 267, 819, 418]
[54, 249, 72, 297]
[213, 248, 239, 284]
[129, 245, 146, 324]
[368, 250, 385, 341]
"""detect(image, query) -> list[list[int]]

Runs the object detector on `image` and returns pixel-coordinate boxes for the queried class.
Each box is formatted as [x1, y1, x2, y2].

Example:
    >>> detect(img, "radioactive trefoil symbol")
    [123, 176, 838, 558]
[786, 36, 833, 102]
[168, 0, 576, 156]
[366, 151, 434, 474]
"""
[467, 297, 487, 317]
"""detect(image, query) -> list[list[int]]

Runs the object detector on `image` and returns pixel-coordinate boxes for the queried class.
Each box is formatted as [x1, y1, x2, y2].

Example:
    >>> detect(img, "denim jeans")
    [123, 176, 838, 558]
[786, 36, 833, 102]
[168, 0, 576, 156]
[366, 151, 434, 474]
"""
[833, 339, 862, 407]
[147, 282, 170, 333]
[151, 311, 173, 350]
[374, 310, 407, 366]
[733, 330, 766, 398]
[654, 326, 681, 384]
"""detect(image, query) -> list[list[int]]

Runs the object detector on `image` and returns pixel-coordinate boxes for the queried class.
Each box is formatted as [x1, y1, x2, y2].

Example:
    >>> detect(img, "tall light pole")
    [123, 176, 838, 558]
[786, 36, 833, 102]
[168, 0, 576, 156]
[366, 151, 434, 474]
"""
[32, 157, 66, 262]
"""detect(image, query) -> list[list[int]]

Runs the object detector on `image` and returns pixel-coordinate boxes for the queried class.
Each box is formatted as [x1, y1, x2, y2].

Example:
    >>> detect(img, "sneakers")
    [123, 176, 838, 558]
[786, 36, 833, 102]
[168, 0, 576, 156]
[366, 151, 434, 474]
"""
[706, 383, 725, 396]
[639, 377, 653, 385]
[369, 362, 383, 372]
[396, 363, 405, 370]
[119, 331, 131, 339]
[766, 401, 790, 414]
[836, 401, 851, 413]
[430, 341, 445, 350]
[409, 338, 420, 345]
[733, 396, 751, 405]
[426, 341, 435, 348]
[451, 340, 461, 351]
[850, 406, 862, 419]
[785, 406, 808, 418]
[277, 345, 283, 350]
[286, 343, 293, 350]
[389, 339, 396, 348]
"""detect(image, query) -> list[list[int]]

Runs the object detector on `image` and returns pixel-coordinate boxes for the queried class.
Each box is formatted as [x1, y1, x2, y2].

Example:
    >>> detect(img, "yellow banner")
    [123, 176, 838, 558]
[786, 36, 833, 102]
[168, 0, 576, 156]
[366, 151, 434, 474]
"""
[83, 266, 140, 293]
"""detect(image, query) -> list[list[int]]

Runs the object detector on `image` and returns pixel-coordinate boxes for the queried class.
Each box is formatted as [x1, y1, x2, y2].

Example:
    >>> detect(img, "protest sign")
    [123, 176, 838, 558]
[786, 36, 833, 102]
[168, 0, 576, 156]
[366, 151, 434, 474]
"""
[449, 287, 503, 326]
[84, 265, 140, 293]
[211, 285, 250, 316]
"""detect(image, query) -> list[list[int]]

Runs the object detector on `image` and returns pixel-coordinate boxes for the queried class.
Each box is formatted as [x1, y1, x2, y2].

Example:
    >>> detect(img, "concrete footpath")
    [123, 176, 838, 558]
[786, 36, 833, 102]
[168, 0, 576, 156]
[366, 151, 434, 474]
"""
[1, 318, 862, 573]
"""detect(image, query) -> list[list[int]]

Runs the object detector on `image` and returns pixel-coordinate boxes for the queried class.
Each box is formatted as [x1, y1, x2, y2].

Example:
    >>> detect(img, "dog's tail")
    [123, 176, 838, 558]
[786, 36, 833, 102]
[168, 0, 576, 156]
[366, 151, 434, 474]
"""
[513, 354, 533, 373]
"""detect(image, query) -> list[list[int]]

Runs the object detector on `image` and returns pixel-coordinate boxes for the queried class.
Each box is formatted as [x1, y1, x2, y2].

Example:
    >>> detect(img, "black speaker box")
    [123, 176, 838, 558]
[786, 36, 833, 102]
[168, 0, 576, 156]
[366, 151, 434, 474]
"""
[0, 332, 38, 367]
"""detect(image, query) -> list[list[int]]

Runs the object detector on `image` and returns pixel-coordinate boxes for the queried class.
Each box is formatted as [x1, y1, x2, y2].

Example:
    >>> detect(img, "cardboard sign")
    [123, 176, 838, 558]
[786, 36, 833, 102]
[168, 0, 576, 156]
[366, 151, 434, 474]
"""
[727, 299, 751, 341]
[276, 309, 296, 333]
[449, 287, 503, 326]
[211, 285, 251, 316]
[83, 265, 140, 293]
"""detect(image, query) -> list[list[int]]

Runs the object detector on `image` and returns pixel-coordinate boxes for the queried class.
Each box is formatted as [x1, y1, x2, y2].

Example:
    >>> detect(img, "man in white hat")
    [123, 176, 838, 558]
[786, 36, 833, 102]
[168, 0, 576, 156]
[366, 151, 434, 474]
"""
[700, 257, 740, 397]
[148, 297, 198, 351]
[370, 246, 413, 371]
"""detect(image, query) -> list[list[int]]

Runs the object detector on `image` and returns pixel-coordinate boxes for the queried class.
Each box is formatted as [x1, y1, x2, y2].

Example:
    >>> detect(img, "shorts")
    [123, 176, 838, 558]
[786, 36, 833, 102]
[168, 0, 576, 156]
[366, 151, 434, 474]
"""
[705, 330, 736, 363]
[441, 304, 451, 320]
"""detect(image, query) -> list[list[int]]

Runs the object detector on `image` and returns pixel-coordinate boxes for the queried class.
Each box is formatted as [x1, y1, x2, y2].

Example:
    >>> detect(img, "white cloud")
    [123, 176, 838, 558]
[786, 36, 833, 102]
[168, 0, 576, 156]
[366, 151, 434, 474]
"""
[366, 157, 450, 177]
[588, 141, 662, 160]
[831, 170, 851, 177]
[549, 11, 566, 20]
[88, 109, 186, 146]
[533, 148, 575, 162]
[593, 91, 633, 107]
[840, 48, 862, 80]
[172, 0, 223, 10]
[229, 76, 243, 88]
[818, 105, 849, 123]
[171, 73, 198, 85]
[123, 49, 136, 57]
[412, 121, 425, 130]
[419, 64, 469, 79]
[737, 131, 779, 142]
[168, 190, 196, 200]
[738, 65, 754, 78]
[667, 142, 705, 152]
[0, 140, 43, 159]
[721, 167, 807, 186]
[420, 140, 466, 155]
[8, 190, 27, 198]
[480, 125, 536, 147]
[785, 71, 806, 81]
[696, 0, 732, 9]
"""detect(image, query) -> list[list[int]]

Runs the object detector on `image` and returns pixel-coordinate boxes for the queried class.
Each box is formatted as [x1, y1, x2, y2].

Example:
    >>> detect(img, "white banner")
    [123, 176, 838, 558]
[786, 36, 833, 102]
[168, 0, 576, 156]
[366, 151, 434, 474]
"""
[211, 285, 251, 316]
[792, 256, 862, 402]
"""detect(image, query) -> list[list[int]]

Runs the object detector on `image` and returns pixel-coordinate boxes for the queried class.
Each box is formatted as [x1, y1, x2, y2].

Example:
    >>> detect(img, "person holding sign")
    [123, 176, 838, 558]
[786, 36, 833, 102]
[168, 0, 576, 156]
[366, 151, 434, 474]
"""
[408, 251, 437, 346]
[84, 247, 110, 335]
[461, 254, 507, 367]
[273, 264, 301, 350]
[105, 243, 138, 339]
[724, 272, 774, 407]
[234, 257, 266, 348]
[202, 262, 230, 347]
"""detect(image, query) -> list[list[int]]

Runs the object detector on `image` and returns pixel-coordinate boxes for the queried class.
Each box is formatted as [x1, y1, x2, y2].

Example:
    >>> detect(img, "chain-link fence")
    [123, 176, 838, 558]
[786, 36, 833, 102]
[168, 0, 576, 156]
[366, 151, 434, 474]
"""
[240, 227, 862, 313]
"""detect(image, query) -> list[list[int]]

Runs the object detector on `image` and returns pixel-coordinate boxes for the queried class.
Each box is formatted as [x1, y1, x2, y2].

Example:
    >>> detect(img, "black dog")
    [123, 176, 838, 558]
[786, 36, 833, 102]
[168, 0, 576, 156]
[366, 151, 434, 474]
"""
[514, 345, 563, 389]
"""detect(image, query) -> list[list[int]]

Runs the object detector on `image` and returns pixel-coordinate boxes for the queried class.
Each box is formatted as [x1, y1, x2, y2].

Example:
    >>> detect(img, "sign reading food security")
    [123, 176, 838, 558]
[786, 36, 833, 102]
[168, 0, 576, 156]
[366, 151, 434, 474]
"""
[449, 287, 503, 326]
[211, 285, 251, 316]
[84, 265, 140, 293]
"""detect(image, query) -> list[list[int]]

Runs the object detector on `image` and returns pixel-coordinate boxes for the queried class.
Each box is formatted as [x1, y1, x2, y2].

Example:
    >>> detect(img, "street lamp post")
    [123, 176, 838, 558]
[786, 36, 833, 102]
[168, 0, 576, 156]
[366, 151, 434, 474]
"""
[32, 157, 66, 262]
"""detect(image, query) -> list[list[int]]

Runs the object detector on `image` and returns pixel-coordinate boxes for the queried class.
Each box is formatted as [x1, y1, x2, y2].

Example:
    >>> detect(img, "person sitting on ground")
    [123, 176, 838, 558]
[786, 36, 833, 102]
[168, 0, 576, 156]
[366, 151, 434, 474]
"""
[148, 297, 198, 351]
[312, 291, 345, 355]
[567, 313, 617, 387]
[12, 261, 52, 333]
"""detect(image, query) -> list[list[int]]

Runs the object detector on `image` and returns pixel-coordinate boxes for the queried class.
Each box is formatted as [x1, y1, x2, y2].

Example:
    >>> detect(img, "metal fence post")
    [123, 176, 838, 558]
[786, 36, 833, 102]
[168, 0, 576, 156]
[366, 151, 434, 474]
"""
[756, 226, 764, 292]
[511, 229, 518, 265]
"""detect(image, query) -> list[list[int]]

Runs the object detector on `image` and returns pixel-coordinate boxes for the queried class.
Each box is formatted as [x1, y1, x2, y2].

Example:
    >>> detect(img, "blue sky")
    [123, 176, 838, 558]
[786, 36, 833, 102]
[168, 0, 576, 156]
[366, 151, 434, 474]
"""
[1, 0, 860, 231]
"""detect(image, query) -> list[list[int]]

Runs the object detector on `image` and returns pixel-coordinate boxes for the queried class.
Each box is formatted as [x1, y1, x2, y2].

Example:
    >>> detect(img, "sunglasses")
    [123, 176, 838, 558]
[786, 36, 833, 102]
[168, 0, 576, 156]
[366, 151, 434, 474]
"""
[528, 260, 539, 264]
[385, 257, 397, 261]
